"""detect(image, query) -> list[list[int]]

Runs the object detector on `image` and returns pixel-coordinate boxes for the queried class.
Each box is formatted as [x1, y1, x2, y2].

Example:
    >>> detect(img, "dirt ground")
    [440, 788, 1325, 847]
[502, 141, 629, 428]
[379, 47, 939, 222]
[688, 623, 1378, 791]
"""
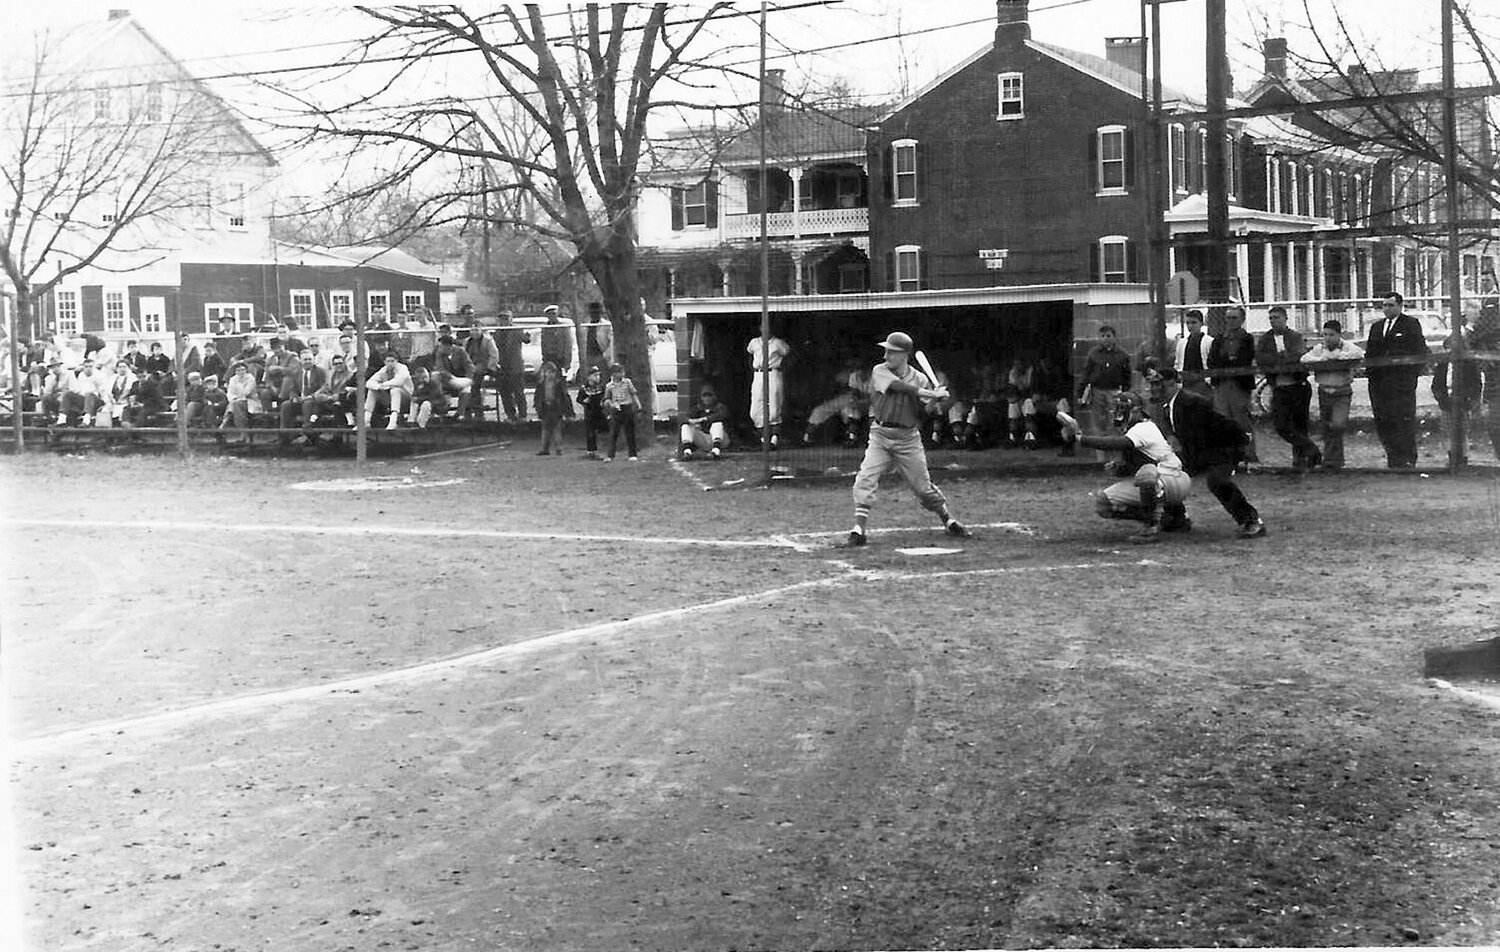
[4, 434, 1500, 951]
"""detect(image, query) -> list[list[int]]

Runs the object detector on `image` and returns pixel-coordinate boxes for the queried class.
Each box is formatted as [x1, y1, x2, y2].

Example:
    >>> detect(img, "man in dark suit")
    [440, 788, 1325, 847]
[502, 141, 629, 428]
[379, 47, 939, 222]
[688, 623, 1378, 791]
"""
[1154, 368, 1266, 539]
[1255, 305, 1320, 470]
[279, 349, 329, 442]
[1364, 291, 1431, 468]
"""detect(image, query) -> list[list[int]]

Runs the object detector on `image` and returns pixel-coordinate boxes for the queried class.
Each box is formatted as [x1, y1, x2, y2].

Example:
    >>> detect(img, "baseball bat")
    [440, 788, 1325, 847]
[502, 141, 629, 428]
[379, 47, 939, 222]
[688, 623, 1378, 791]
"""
[914, 349, 942, 391]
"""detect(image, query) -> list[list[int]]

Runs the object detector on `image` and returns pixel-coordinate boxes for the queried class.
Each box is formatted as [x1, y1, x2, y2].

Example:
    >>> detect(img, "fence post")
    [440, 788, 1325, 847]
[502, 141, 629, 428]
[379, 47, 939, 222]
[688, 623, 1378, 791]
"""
[174, 331, 189, 461]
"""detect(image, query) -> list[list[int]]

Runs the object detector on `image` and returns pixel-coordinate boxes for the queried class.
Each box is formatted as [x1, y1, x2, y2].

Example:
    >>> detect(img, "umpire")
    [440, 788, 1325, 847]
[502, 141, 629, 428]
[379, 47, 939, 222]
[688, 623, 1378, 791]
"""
[1152, 368, 1266, 539]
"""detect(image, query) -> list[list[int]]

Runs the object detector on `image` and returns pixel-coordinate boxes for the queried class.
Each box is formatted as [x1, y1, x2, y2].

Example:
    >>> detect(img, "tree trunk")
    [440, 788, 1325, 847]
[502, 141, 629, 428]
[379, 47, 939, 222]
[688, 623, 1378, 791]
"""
[582, 228, 655, 435]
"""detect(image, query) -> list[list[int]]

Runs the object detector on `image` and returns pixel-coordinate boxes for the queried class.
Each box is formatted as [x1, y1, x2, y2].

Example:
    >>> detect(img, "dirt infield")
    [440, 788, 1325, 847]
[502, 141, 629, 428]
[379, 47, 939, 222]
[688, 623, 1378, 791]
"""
[5, 447, 1500, 951]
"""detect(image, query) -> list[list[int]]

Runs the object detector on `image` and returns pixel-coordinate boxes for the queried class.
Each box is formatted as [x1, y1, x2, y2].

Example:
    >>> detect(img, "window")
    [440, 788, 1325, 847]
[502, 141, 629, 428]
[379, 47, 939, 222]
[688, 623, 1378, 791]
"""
[141, 309, 163, 334]
[1322, 169, 1335, 220]
[94, 88, 111, 120]
[1463, 254, 1478, 293]
[892, 139, 918, 204]
[1354, 173, 1367, 222]
[1170, 124, 1186, 194]
[1226, 134, 1239, 199]
[669, 180, 717, 229]
[289, 289, 315, 327]
[55, 290, 80, 335]
[367, 290, 390, 322]
[682, 182, 709, 226]
[1097, 237, 1130, 283]
[1197, 128, 1208, 191]
[225, 182, 246, 229]
[402, 291, 426, 315]
[997, 72, 1023, 119]
[894, 245, 923, 292]
[104, 290, 127, 332]
[1096, 126, 1128, 193]
[102, 211, 117, 224]
[145, 83, 163, 122]
[204, 303, 253, 334]
[1303, 165, 1316, 216]
[330, 291, 353, 325]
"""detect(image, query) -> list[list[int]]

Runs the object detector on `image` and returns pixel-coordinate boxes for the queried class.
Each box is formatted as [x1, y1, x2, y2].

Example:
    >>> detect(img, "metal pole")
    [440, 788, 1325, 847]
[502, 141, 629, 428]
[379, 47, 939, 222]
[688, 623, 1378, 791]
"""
[1441, 0, 1467, 471]
[758, 0, 771, 481]
[1204, 0, 1230, 321]
[355, 279, 367, 465]
[9, 297, 22, 452]
[1146, 0, 1169, 367]
[174, 328, 189, 460]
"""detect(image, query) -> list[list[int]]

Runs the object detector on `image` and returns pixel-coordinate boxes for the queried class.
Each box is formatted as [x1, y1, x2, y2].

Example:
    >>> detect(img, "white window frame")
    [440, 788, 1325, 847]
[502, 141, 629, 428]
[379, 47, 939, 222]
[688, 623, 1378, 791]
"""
[94, 88, 110, 121]
[892, 139, 918, 206]
[1303, 165, 1316, 217]
[996, 72, 1024, 120]
[1096, 125, 1128, 195]
[401, 291, 426, 315]
[330, 290, 354, 326]
[204, 303, 253, 334]
[225, 182, 246, 229]
[1225, 133, 1239, 200]
[367, 290, 391, 322]
[289, 289, 315, 327]
[894, 244, 922, 292]
[145, 83, 163, 122]
[681, 181, 710, 227]
[1197, 128, 1208, 190]
[104, 289, 127, 333]
[55, 289, 80, 335]
[141, 309, 164, 334]
[1099, 236, 1129, 284]
[1169, 124, 1186, 195]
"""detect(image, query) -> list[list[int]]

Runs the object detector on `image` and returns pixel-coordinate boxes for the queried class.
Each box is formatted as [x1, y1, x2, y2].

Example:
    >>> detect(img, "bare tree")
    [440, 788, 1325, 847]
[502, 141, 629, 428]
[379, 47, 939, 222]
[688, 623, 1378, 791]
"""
[264, 2, 773, 420]
[1, 26, 229, 340]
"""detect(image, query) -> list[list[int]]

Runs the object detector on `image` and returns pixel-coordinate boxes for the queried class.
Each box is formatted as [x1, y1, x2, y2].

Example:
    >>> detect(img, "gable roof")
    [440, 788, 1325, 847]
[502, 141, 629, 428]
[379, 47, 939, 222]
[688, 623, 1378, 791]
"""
[718, 103, 885, 166]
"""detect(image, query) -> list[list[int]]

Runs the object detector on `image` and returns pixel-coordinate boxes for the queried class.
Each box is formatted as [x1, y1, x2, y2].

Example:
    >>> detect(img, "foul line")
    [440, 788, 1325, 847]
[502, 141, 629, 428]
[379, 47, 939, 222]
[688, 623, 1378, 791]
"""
[8, 559, 1158, 756]
[1429, 678, 1500, 715]
[788, 521, 1038, 542]
[406, 440, 511, 461]
[3, 518, 797, 550]
[668, 459, 716, 493]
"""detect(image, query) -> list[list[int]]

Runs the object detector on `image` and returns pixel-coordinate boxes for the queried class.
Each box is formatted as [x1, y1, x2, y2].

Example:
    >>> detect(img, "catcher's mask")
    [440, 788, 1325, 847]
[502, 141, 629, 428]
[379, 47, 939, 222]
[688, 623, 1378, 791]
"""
[1113, 391, 1146, 428]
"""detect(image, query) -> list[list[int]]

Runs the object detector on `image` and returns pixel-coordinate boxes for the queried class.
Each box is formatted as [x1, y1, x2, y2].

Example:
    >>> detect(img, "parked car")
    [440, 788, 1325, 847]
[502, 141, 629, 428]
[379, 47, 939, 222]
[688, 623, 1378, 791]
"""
[515, 316, 678, 417]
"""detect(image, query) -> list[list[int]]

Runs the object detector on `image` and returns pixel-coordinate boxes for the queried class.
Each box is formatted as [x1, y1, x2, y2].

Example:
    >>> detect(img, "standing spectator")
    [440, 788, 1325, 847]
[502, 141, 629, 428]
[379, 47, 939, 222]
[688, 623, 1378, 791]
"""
[533, 360, 574, 455]
[1365, 291, 1431, 468]
[574, 365, 609, 459]
[494, 311, 527, 422]
[583, 301, 613, 377]
[431, 334, 474, 418]
[746, 328, 791, 449]
[602, 363, 642, 461]
[464, 322, 500, 422]
[213, 316, 244, 365]
[1299, 320, 1364, 471]
[1155, 368, 1266, 539]
[224, 361, 263, 431]
[539, 304, 574, 376]
[1076, 325, 1132, 468]
[406, 365, 448, 429]
[1174, 309, 1214, 398]
[1207, 305, 1259, 467]
[678, 384, 731, 460]
[364, 352, 413, 429]
[1473, 302, 1500, 461]
[1256, 306, 1319, 470]
[1431, 326, 1483, 466]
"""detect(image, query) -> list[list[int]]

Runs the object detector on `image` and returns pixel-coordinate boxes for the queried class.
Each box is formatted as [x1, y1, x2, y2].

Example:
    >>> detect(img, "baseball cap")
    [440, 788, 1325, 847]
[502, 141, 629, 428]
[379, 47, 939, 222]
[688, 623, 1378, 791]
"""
[877, 331, 913, 353]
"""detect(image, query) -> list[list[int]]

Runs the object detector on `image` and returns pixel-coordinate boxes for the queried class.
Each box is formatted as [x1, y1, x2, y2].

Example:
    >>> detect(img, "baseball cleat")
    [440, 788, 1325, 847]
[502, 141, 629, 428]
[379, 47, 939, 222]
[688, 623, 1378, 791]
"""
[681, 447, 693, 460]
[709, 446, 721, 459]
[841, 530, 867, 548]
[944, 520, 972, 538]
[1238, 519, 1267, 539]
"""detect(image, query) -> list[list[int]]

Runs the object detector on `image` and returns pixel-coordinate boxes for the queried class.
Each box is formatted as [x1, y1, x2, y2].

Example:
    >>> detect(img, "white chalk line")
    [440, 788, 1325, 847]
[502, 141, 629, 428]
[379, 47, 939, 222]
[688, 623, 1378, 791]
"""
[8, 559, 1155, 755]
[1429, 678, 1500, 714]
[788, 521, 1038, 542]
[667, 459, 716, 493]
[3, 518, 797, 550]
[406, 440, 511, 461]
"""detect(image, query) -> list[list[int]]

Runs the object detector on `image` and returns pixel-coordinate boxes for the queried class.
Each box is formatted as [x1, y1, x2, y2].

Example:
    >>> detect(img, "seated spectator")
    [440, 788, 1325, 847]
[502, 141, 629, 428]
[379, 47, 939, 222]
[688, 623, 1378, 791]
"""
[102, 359, 135, 425]
[407, 365, 448, 429]
[38, 358, 73, 424]
[238, 335, 268, 381]
[184, 372, 227, 429]
[802, 360, 870, 447]
[259, 337, 297, 409]
[1005, 356, 1036, 448]
[679, 385, 731, 460]
[309, 354, 358, 427]
[144, 341, 174, 390]
[964, 362, 1007, 449]
[224, 361, 263, 431]
[432, 334, 474, 416]
[70, 357, 109, 426]
[364, 352, 413, 429]
[279, 349, 328, 443]
[464, 322, 500, 422]
[281, 319, 307, 356]
[1029, 353, 1076, 456]
[120, 339, 148, 373]
[123, 370, 167, 428]
[199, 342, 228, 383]
[306, 336, 332, 371]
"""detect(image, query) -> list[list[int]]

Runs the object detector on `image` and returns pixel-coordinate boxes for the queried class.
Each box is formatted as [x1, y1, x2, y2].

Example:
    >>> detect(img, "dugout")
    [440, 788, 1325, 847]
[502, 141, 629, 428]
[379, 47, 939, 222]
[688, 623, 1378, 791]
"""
[672, 284, 1154, 436]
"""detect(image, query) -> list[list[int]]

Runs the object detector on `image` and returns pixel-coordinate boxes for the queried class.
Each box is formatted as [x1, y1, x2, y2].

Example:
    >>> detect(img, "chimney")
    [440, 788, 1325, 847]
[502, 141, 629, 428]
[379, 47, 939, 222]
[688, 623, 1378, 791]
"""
[760, 68, 785, 115]
[108, 8, 130, 19]
[1104, 37, 1145, 76]
[996, 0, 1030, 44]
[1263, 37, 1287, 79]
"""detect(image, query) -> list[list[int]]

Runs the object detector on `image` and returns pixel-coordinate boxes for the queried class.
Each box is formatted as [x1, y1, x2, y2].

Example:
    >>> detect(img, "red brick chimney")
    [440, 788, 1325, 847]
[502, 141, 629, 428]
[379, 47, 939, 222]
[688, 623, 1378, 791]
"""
[108, 8, 131, 19]
[996, 0, 1030, 44]
[1104, 37, 1145, 75]
[1263, 37, 1288, 79]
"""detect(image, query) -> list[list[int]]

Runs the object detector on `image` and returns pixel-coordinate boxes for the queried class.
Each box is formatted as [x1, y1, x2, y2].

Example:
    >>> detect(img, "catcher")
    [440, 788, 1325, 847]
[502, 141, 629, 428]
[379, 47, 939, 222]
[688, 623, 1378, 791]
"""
[1057, 390, 1190, 544]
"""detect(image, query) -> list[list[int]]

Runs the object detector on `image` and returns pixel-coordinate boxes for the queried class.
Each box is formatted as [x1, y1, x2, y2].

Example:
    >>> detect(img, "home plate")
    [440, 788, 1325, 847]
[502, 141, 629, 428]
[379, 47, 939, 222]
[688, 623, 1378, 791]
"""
[894, 546, 962, 556]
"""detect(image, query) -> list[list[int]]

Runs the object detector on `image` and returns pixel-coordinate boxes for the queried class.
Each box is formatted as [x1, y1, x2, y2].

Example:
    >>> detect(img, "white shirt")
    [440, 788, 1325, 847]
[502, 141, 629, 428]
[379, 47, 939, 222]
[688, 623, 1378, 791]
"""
[747, 336, 790, 371]
[1125, 419, 1184, 472]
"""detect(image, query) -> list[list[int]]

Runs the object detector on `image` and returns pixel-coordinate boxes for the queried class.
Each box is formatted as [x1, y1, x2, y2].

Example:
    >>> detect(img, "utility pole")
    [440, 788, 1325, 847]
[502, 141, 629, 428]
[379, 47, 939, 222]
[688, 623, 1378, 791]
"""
[1441, 0, 1467, 470]
[1145, 0, 1171, 367]
[1204, 0, 1231, 323]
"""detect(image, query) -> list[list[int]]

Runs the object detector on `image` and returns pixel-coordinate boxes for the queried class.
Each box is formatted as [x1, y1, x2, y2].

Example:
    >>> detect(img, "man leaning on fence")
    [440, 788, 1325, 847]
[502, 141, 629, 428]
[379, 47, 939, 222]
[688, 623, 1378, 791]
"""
[1256, 306, 1320, 470]
[1299, 320, 1363, 471]
[1365, 292, 1430, 469]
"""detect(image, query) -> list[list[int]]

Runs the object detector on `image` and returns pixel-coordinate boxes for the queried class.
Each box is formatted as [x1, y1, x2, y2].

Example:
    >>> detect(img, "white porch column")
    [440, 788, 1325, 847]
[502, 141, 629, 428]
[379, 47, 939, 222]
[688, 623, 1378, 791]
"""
[1236, 238, 1251, 304]
[718, 258, 732, 297]
[791, 251, 805, 295]
[1265, 155, 1275, 213]
[1392, 246, 1405, 298]
[1262, 241, 1275, 304]
[790, 167, 804, 239]
[1313, 242, 1326, 329]
[1287, 241, 1300, 305]
[1349, 249, 1361, 305]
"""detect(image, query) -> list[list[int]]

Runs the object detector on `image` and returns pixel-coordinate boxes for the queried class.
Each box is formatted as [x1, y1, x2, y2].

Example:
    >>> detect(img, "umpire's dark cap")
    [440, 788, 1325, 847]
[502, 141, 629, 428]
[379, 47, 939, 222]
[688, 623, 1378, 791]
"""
[878, 331, 913, 352]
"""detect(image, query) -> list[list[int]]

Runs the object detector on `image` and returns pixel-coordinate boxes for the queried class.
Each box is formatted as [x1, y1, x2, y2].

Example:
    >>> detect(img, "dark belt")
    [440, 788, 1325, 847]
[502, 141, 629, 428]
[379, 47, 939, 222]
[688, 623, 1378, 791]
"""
[874, 420, 915, 429]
